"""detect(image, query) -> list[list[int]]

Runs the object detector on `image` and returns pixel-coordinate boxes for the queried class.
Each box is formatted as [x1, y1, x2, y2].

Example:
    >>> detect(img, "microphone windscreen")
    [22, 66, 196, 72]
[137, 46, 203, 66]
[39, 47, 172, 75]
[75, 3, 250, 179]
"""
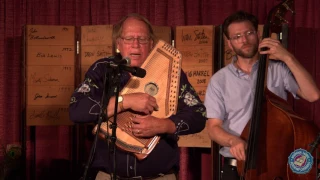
[134, 67, 146, 78]
[122, 57, 131, 66]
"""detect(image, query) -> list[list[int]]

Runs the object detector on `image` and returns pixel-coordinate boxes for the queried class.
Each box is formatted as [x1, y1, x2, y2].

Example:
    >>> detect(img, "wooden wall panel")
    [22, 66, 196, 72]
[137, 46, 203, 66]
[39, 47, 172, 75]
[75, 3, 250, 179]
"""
[175, 25, 215, 148]
[153, 25, 172, 45]
[80, 25, 114, 81]
[25, 25, 75, 125]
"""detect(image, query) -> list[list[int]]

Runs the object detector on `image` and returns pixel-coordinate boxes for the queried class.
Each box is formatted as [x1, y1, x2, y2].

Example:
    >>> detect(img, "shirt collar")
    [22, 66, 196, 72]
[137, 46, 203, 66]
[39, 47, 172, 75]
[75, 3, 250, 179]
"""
[230, 56, 259, 77]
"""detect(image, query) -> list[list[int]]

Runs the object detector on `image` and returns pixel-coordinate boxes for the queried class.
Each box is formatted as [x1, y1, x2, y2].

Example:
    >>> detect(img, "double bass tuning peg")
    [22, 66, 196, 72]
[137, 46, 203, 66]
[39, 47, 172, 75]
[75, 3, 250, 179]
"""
[283, 3, 295, 14]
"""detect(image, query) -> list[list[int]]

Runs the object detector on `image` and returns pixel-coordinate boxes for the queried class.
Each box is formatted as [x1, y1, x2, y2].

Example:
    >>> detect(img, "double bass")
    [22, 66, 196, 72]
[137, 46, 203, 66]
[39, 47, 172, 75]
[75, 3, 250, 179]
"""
[237, 0, 320, 179]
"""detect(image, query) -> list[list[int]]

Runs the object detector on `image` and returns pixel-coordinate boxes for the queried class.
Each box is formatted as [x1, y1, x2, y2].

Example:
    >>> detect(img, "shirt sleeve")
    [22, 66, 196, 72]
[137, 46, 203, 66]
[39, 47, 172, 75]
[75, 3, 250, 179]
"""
[204, 73, 226, 121]
[169, 70, 207, 136]
[281, 63, 299, 98]
[69, 58, 111, 123]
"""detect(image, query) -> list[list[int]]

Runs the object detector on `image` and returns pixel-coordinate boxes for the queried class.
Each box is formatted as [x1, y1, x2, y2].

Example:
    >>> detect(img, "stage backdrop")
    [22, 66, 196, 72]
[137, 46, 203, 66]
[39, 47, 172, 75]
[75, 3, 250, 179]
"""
[1, 0, 319, 179]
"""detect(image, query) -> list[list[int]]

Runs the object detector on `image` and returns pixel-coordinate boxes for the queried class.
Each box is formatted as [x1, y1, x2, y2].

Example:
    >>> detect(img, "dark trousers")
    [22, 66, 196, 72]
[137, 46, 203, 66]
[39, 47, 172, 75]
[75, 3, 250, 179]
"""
[221, 158, 240, 180]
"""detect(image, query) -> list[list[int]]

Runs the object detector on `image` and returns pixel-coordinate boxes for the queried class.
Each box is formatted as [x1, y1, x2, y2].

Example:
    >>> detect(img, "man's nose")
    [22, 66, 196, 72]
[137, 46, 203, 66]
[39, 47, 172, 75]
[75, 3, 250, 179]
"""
[131, 38, 140, 47]
[239, 35, 248, 43]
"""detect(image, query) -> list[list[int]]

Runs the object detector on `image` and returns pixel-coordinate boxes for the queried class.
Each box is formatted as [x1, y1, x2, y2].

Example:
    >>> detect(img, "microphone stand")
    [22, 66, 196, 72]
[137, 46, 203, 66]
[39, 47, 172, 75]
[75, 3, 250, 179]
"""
[109, 64, 122, 180]
[80, 62, 121, 180]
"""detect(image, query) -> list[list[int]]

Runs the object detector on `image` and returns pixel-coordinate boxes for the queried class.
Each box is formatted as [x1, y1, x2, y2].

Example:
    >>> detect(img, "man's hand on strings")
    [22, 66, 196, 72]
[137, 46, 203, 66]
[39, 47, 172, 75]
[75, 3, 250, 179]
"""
[130, 115, 176, 138]
[123, 93, 159, 115]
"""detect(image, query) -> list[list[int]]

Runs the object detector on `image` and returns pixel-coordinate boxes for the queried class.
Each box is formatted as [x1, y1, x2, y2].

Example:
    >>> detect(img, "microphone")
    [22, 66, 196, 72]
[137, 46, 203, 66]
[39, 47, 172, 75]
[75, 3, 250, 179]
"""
[114, 57, 131, 66]
[108, 57, 146, 78]
[121, 66, 146, 78]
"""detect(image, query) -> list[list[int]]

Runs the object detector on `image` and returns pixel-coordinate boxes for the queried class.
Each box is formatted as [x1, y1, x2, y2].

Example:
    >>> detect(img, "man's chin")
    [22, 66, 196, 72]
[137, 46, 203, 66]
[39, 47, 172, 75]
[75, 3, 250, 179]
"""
[238, 52, 255, 58]
[238, 49, 257, 58]
[130, 61, 143, 67]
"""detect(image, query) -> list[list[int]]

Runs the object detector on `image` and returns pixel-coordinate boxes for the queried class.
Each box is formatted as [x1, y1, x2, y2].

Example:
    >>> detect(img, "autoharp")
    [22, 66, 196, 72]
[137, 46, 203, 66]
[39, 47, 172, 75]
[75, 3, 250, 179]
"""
[93, 40, 182, 160]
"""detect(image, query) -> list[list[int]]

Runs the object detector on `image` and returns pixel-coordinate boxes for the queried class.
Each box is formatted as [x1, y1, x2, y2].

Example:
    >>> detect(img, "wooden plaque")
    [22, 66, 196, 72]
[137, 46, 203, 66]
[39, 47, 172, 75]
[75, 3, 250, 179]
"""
[80, 25, 114, 81]
[25, 25, 75, 126]
[175, 25, 215, 148]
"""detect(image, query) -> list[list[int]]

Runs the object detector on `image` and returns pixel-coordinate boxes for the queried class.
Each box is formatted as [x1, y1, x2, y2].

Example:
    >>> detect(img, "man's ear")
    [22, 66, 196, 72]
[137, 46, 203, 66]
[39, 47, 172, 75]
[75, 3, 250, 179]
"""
[257, 30, 261, 42]
[227, 39, 233, 52]
[116, 39, 120, 53]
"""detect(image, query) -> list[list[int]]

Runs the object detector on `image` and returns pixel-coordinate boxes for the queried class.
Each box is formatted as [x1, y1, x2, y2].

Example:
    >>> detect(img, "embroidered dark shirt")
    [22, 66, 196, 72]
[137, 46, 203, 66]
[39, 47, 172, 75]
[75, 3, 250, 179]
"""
[69, 56, 206, 177]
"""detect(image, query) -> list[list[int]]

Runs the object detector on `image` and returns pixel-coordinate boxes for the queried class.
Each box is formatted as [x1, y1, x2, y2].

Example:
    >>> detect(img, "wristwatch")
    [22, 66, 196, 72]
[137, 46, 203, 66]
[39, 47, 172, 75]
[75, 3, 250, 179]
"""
[118, 95, 124, 111]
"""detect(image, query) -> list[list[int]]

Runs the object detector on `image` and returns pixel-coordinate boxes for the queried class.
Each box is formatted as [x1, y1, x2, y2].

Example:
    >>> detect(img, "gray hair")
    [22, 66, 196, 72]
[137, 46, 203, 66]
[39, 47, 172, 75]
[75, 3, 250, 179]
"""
[113, 13, 155, 42]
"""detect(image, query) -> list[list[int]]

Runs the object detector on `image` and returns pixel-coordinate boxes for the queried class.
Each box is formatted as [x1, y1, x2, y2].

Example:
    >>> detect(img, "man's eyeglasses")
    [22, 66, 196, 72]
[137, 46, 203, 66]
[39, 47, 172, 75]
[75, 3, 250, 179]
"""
[229, 31, 257, 42]
[120, 36, 150, 44]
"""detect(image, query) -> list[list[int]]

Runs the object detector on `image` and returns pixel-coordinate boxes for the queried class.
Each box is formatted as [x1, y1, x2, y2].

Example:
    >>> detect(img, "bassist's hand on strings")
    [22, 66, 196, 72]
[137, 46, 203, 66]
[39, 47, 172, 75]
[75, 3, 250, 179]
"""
[229, 137, 247, 161]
